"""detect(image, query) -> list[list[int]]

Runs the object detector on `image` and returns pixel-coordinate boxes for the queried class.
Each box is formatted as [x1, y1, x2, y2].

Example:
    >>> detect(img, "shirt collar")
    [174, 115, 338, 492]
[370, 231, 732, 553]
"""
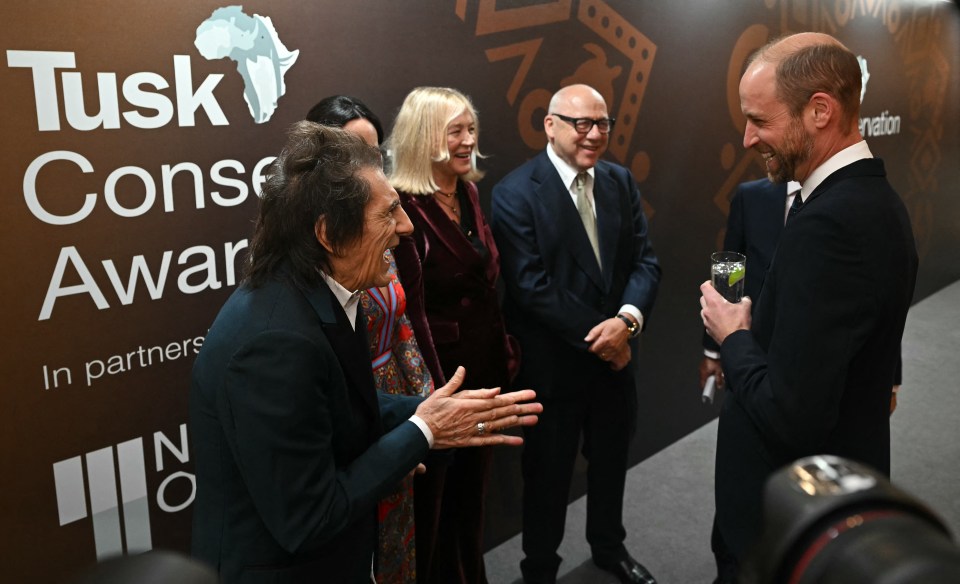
[546, 143, 595, 190]
[799, 140, 872, 203]
[320, 271, 362, 329]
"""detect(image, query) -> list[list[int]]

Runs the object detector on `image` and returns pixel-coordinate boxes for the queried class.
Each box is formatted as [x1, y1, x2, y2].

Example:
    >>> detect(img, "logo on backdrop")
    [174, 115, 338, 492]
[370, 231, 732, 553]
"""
[712, 3, 924, 250]
[461, 0, 657, 214]
[4, 6, 294, 320]
[5, 5, 296, 131]
[52, 425, 193, 560]
[856, 55, 901, 138]
[194, 6, 299, 124]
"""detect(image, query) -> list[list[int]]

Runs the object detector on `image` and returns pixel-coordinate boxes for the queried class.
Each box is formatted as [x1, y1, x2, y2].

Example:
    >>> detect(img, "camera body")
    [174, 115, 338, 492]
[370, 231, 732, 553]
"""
[743, 455, 960, 584]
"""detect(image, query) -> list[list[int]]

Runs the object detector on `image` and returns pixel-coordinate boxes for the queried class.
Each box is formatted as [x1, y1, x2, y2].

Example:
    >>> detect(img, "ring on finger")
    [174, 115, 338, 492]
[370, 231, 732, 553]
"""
[477, 422, 486, 435]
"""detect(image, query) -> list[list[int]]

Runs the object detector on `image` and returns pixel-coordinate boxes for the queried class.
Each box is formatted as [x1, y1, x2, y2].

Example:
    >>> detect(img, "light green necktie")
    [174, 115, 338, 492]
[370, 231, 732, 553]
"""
[575, 172, 601, 266]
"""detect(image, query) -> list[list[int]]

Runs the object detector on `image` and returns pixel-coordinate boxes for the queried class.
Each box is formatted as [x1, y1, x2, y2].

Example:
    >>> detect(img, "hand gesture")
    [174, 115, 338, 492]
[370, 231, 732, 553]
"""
[414, 367, 542, 448]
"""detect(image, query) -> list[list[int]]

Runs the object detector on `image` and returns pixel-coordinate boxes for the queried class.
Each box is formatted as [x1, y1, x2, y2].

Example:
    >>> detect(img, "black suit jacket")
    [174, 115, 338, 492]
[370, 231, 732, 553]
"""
[715, 158, 918, 558]
[190, 274, 429, 583]
[704, 179, 787, 352]
[491, 150, 660, 398]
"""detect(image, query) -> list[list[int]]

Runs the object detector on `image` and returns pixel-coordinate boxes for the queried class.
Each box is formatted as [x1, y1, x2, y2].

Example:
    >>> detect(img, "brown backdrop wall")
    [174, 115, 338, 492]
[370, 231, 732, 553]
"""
[2, 1, 957, 580]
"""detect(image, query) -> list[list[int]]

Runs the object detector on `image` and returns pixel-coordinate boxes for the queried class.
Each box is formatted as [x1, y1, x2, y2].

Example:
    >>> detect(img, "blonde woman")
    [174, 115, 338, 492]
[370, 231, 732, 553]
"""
[389, 87, 518, 584]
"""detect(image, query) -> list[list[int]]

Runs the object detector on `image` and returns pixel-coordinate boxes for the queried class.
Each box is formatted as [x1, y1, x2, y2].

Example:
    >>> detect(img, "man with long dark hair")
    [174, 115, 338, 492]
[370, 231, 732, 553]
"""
[190, 123, 541, 583]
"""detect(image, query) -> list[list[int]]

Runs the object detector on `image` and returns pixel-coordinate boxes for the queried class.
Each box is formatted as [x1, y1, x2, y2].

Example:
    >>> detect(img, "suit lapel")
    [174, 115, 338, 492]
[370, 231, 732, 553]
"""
[302, 281, 383, 433]
[464, 181, 501, 284]
[404, 192, 483, 271]
[593, 165, 619, 291]
[532, 154, 604, 289]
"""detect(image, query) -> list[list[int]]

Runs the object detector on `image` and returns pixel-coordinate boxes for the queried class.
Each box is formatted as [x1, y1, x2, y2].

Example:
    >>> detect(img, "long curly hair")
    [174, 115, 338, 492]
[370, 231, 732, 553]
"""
[245, 121, 383, 289]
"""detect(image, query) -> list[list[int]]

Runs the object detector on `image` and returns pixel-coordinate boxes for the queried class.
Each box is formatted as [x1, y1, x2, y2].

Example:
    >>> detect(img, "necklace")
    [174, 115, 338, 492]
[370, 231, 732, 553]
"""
[433, 190, 460, 218]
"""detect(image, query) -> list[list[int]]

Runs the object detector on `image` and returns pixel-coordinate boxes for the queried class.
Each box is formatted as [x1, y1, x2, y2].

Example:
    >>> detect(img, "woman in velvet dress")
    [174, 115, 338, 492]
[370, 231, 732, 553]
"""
[387, 87, 518, 584]
[306, 95, 443, 584]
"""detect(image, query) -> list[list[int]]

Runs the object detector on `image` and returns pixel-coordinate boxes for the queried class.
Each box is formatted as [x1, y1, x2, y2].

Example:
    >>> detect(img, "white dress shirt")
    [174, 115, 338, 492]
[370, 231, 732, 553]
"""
[798, 140, 873, 204]
[545, 145, 645, 330]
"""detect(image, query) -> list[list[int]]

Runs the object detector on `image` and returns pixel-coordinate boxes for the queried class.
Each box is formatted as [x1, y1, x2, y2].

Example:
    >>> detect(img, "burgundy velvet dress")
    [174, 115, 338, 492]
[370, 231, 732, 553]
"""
[394, 180, 517, 584]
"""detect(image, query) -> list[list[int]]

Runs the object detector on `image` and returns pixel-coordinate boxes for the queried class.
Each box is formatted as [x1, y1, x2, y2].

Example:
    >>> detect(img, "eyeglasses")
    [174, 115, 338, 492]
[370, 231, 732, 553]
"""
[551, 113, 616, 134]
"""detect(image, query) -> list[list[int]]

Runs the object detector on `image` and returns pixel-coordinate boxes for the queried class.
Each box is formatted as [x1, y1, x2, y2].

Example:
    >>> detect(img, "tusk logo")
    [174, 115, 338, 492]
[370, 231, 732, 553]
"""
[854, 54, 901, 139]
[194, 6, 299, 124]
[857, 55, 870, 104]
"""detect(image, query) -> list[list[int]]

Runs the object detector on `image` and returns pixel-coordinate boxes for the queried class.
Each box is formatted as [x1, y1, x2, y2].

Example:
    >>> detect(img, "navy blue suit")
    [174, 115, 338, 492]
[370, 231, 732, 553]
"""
[706, 179, 787, 578]
[190, 273, 428, 583]
[724, 179, 787, 302]
[715, 159, 918, 561]
[491, 150, 660, 579]
[704, 179, 788, 354]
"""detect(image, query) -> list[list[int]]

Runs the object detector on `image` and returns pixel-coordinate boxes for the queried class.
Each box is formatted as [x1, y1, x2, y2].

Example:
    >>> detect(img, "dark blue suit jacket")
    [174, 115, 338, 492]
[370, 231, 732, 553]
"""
[704, 179, 787, 352]
[491, 150, 660, 398]
[715, 159, 918, 559]
[724, 179, 787, 301]
[190, 274, 428, 583]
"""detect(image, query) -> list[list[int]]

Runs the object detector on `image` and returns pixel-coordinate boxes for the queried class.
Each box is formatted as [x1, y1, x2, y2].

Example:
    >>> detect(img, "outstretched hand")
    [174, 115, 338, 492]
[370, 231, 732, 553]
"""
[415, 367, 542, 449]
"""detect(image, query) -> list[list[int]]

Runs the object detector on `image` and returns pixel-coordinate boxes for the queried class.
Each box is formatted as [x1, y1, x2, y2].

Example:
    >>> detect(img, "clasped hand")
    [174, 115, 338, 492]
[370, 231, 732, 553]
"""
[585, 317, 632, 371]
[415, 367, 542, 449]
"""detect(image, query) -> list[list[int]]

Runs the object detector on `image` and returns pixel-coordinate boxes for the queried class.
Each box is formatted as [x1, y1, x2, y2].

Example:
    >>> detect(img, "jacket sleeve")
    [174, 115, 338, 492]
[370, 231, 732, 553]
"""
[218, 329, 429, 555]
[616, 168, 661, 326]
[394, 234, 447, 386]
[491, 178, 611, 350]
[719, 210, 876, 455]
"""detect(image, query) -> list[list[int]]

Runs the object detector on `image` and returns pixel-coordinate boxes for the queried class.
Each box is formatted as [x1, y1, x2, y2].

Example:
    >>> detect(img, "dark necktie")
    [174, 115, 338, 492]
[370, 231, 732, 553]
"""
[786, 191, 804, 223]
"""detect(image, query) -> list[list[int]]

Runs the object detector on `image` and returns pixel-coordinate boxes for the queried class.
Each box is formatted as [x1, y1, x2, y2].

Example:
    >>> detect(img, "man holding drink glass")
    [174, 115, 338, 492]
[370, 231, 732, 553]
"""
[698, 32, 917, 583]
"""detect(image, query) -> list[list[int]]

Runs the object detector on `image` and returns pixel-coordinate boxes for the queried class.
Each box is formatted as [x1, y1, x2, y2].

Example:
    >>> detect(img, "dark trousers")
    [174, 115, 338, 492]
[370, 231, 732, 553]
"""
[414, 460, 446, 583]
[711, 516, 739, 584]
[416, 446, 492, 584]
[520, 383, 635, 581]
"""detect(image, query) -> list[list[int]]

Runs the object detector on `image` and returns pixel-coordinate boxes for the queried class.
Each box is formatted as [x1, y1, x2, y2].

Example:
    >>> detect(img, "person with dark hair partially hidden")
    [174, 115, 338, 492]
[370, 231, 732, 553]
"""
[699, 32, 918, 583]
[189, 123, 542, 583]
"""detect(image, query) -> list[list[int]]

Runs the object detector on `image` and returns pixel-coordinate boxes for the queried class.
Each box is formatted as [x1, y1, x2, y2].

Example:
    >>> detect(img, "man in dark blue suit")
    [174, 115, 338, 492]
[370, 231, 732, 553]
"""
[700, 33, 917, 582]
[699, 177, 796, 583]
[190, 123, 542, 583]
[699, 178, 798, 392]
[492, 84, 661, 584]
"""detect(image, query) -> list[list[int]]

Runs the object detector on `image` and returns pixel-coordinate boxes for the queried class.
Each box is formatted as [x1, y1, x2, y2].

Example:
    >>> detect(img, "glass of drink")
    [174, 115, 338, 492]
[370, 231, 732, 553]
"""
[711, 251, 746, 303]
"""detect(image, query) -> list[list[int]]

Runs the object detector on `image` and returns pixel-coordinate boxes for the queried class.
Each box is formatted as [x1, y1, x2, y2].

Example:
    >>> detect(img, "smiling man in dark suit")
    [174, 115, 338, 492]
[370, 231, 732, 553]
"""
[492, 84, 661, 584]
[700, 33, 918, 582]
[189, 123, 542, 583]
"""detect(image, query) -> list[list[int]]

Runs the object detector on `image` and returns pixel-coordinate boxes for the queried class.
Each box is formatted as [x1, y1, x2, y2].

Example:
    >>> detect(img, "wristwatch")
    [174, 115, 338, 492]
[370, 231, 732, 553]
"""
[616, 313, 640, 339]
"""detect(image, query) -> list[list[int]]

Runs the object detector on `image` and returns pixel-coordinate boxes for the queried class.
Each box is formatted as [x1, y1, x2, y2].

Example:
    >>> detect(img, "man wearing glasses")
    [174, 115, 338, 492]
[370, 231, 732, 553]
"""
[491, 84, 661, 584]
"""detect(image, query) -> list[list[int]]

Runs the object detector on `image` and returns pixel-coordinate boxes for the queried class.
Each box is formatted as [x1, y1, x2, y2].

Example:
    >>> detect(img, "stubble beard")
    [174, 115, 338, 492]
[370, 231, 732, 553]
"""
[767, 116, 814, 184]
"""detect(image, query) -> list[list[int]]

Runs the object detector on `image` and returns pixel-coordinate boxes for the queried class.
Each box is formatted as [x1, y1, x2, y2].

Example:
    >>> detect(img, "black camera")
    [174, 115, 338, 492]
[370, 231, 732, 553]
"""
[743, 455, 960, 583]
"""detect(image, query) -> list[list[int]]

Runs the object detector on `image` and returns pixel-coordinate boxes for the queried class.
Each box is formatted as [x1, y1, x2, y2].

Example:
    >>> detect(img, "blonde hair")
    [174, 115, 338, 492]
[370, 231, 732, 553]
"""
[387, 87, 485, 195]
